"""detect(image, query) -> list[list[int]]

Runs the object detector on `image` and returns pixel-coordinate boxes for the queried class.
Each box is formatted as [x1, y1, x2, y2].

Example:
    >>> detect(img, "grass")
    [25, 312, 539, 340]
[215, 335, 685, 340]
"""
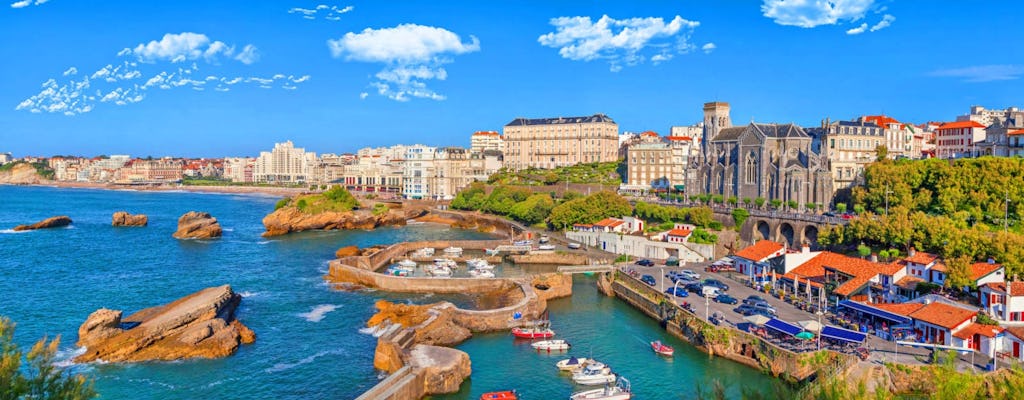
[281, 185, 360, 214]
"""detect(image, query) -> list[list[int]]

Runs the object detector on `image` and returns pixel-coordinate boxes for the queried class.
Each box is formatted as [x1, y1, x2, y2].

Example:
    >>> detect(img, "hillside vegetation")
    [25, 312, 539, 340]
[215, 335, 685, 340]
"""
[275, 186, 360, 214]
[486, 161, 623, 186]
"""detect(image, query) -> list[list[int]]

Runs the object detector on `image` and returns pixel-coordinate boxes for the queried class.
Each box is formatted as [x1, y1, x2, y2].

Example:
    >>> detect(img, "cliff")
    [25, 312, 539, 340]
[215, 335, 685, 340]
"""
[262, 202, 427, 237]
[112, 211, 148, 227]
[173, 211, 222, 239]
[0, 162, 48, 184]
[74, 285, 254, 363]
[13, 216, 72, 231]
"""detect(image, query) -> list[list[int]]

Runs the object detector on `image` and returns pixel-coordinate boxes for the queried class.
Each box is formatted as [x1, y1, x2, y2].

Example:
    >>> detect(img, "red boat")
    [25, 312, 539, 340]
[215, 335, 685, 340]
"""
[480, 390, 518, 400]
[651, 340, 674, 356]
[511, 326, 555, 339]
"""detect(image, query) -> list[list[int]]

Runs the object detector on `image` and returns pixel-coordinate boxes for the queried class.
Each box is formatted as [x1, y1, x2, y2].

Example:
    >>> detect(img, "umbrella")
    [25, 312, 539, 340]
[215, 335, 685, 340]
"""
[744, 314, 770, 326]
[798, 320, 823, 333]
[795, 331, 815, 340]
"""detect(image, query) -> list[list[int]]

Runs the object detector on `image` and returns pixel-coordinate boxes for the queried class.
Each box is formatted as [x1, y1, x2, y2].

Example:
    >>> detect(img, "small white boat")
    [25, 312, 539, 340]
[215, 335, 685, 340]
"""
[569, 377, 632, 399]
[531, 339, 570, 351]
[427, 265, 453, 277]
[433, 258, 457, 268]
[413, 248, 435, 257]
[397, 259, 418, 269]
[443, 246, 463, 256]
[469, 269, 495, 278]
[485, 248, 500, 256]
[556, 357, 590, 371]
[571, 363, 616, 386]
[385, 267, 409, 277]
[537, 244, 556, 251]
[466, 258, 488, 267]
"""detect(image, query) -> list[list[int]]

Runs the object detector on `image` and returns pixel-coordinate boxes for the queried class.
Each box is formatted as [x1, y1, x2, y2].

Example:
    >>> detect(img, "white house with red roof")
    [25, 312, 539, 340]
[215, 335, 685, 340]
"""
[936, 120, 986, 159]
[872, 300, 1005, 357]
[979, 281, 1024, 323]
[566, 216, 710, 262]
[661, 223, 693, 243]
[733, 240, 786, 278]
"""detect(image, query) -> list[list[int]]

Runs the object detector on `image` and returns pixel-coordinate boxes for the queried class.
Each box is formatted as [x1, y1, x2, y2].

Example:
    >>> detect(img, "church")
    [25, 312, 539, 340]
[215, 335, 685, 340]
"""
[686, 102, 833, 209]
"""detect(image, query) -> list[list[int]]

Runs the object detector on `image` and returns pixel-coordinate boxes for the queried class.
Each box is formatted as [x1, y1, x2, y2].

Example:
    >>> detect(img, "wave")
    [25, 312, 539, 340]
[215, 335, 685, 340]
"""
[257, 240, 270, 245]
[53, 346, 87, 368]
[0, 229, 30, 234]
[298, 304, 340, 322]
[223, 227, 235, 232]
[239, 291, 260, 298]
[264, 349, 347, 373]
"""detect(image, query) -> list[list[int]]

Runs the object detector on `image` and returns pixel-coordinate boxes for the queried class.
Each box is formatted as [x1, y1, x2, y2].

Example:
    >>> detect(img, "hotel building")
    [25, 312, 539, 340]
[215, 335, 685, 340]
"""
[503, 114, 618, 170]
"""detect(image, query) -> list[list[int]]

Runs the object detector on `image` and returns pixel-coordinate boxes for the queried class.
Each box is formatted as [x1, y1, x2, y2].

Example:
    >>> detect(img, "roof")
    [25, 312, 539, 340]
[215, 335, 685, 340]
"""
[878, 261, 906, 276]
[895, 276, 925, 290]
[472, 131, 500, 136]
[734, 240, 785, 262]
[834, 275, 874, 296]
[908, 302, 976, 330]
[970, 262, 1003, 282]
[593, 218, 625, 228]
[1006, 326, 1024, 341]
[863, 115, 901, 127]
[836, 120, 881, 129]
[505, 114, 615, 127]
[980, 281, 1024, 296]
[871, 302, 926, 317]
[751, 123, 810, 139]
[938, 121, 986, 130]
[711, 127, 746, 141]
[666, 228, 692, 237]
[952, 323, 1004, 340]
[640, 131, 659, 137]
[1009, 129, 1024, 136]
[931, 261, 948, 272]
[904, 250, 939, 265]
[665, 136, 693, 141]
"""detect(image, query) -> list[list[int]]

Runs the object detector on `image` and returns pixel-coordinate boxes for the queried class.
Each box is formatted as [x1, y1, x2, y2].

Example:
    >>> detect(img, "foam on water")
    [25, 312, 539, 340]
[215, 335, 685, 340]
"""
[53, 346, 87, 368]
[264, 349, 347, 373]
[238, 291, 260, 298]
[298, 304, 340, 322]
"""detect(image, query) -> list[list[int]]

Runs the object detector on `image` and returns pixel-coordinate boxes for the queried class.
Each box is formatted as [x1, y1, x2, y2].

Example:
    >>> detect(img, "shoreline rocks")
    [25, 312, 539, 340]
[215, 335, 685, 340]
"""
[112, 211, 148, 227]
[173, 211, 222, 239]
[262, 202, 427, 237]
[74, 285, 254, 363]
[13, 216, 72, 231]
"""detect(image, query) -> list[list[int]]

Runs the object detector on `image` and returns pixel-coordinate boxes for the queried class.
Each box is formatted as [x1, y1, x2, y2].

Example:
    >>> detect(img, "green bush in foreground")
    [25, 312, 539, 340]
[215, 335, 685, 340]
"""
[0, 316, 97, 399]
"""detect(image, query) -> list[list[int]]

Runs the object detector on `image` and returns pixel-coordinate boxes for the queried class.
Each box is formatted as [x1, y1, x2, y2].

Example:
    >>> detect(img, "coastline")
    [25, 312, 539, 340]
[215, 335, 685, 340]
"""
[1, 181, 305, 198]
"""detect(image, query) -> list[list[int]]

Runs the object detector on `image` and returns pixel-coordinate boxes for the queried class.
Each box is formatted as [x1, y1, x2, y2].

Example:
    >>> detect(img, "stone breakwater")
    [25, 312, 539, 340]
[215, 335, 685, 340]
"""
[261, 202, 427, 237]
[75, 285, 255, 363]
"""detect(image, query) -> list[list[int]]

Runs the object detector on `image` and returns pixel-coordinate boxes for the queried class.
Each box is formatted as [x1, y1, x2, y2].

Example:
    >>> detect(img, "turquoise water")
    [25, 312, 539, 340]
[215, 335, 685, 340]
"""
[0, 186, 774, 399]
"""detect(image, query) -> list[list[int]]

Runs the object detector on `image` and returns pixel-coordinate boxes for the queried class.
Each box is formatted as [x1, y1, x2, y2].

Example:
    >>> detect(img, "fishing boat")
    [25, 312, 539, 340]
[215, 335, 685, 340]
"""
[443, 246, 463, 256]
[479, 390, 518, 400]
[571, 362, 615, 385]
[469, 269, 496, 278]
[397, 259, 418, 269]
[556, 356, 589, 371]
[531, 339, 570, 351]
[569, 377, 632, 400]
[413, 248, 435, 257]
[511, 322, 555, 339]
[650, 340, 674, 356]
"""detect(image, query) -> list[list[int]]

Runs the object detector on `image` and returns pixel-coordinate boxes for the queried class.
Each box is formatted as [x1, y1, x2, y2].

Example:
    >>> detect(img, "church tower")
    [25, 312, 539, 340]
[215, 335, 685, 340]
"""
[702, 102, 731, 155]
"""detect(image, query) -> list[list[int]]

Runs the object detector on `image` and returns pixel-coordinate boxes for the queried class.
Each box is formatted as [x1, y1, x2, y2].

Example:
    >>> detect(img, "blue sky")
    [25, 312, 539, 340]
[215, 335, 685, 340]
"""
[1, 0, 1021, 158]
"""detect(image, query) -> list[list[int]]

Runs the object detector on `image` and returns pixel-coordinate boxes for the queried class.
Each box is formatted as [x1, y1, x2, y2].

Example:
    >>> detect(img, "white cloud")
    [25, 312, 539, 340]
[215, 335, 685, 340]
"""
[538, 15, 700, 72]
[930, 65, 1024, 83]
[701, 42, 716, 54]
[62, 67, 78, 76]
[846, 23, 867, 35]
[235, 44, 259, 65]
[761, 0, 875, 28]
[10, 0, 46, 9]
[289, 4, 353, 21]
[869, 14, 895, 32]
[128, 32, 258, 64]
[328, 23, 479, 101]
[359, 92, 368, 99]
[290, 75, 310, 83]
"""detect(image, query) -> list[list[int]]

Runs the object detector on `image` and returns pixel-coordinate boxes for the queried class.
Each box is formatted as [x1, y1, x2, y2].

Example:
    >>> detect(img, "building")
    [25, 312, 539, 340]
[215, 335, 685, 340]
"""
[88, 155, 131, 182]
[1011, 130, 1024, 157]
[340, 153, 404, 195]
[254, 141, 317, 184]
[977, 111, 1024, 157]
[733, 240, 787, 278]
[470, 131, 504, 154]
[223, 157, 256, 183]
[957, 105, 1021, 127]
[566, 216, 712, 261]
[430, 147, 497, 200]
[118, 158, 184, 183]
[687, 102, 832, 214]
[979, 281, 1024, 323]
[0, 153, 11, 165]
[820, 119, 885, 190]
[503, 114, 618, 170]
[670, 122, 704, 142]
[402, 144, 438, 200]
[860, 115, 916, 158]
[936, 121, 986, 159]
[621, 132, 692, 193]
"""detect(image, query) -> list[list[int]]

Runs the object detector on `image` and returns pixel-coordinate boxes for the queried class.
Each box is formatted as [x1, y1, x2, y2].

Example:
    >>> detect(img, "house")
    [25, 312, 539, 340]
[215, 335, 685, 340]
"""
[733, 240, 786, 278]
[1004, 327, 1024, 361]
[979, 281, 1024, 323]
[662, 223, 693, 243]
[874, 301, 989, 351]
[780, 251, 890, 302]
[902, 248, 944, 285]
[969, 261, 1005, 289]
[588, 216, 645, 234]
[566, 216, 710, 261]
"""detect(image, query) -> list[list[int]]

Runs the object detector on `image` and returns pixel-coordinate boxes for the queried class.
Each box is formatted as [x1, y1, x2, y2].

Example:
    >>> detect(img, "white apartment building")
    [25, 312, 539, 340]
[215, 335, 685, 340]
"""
[470, 131, 503, 154]
[88, 155, 130, 182]
[0, 153, 11, 165]
[402, 144, 438, 199]
[957, 105, 1021, 127]
[254, 141, 317, 184]
[621, 132, 692, 193]
[669, 122, 704, 142]
[936, 121, 986, 159]
[223, 157, 256, 183]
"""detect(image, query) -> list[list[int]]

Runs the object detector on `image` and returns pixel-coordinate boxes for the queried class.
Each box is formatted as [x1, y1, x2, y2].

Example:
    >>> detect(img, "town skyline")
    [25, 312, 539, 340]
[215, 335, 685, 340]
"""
[2, 1, 1022, 157]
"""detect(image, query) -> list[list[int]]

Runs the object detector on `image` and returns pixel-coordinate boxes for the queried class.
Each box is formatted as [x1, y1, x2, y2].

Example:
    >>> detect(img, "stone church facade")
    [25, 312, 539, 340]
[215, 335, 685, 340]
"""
[686, 102, 833, 209]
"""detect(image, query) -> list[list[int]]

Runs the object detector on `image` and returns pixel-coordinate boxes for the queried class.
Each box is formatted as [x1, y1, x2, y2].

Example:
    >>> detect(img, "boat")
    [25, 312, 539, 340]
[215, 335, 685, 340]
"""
[556, 357, 590, 371]
[413, 248, 435, 257]
[537, 244, 556, 251]
[433, 258, 457, 268]
[485, 248, 500, 256]
[569, 377, 632, 400]
[384, 267, 409, 277]
[397, 259, 418, 269]
[650, 340, 674, 357]
[531, 339, 571, 351]
[469, 269, 495, 278]
[513, 240, 533, 246]
[466, 258, 489, 268]
[443, 246, 463, 256]
[571, 362, 615, 385]
[426, 264, 453, 277]
[480, 390, 518, 400]
[512, 324, 555, 339]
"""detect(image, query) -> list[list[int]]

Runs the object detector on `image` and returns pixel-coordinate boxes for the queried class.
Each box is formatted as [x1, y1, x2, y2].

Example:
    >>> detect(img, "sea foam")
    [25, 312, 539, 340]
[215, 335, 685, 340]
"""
[298, 304, 340, 322]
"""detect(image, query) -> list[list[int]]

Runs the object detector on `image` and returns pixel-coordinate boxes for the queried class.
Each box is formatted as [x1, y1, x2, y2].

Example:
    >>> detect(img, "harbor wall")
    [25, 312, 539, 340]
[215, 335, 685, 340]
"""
[353, 366, 424, 400]
[342, 239, 510, 271]
[606, 270, 855, 382]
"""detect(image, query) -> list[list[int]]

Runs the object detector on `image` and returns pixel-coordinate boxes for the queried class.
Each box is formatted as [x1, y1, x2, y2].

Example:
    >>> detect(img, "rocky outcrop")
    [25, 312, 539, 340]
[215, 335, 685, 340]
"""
[368, 301, 471, 347]
[13, 216, 72, 231]
[262, 203, 428, 237]
[408, 345, 471, 395]
[172, 211, 222, 239]
[112, 211, 148, 227]
[530, 273, 573, 302]
[0, 163, 48, 184]
[335, 245, 360, 258]
[74, 285, 254, 363]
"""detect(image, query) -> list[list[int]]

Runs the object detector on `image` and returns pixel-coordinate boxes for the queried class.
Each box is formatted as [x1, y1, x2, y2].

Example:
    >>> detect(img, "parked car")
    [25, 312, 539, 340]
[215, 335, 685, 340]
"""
[734, 305, 774, 318]
[701, 279, 729, 292]
[750, 303, 777, 317]
[670, 275, 695, 284]
[699, 286, 722, 298]
[567, 242, 581, 250]
[684, 282, 704, 293]
[714, 294, 739, 305]
[665, 256, 680, 266]
[678, 269, 700, 281]
[640, 274, 656, 286]
[665, 287, 689, 298]
[841, 213, 855, 220]
[635, 259, 655, 267]
[743, 295, 767, 306]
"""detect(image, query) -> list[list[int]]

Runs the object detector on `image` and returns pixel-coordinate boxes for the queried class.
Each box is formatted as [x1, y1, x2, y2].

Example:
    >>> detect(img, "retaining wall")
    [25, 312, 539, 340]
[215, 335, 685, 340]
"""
[342, 239, 510, 271]
[354, 366, 424, 400]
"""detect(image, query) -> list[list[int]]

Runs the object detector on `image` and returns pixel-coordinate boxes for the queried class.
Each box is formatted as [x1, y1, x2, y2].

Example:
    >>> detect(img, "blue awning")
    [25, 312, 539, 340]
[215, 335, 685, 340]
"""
[821, 325, 867, 343]
[838, 300, 911, 324]
[764, 318, 802, 336]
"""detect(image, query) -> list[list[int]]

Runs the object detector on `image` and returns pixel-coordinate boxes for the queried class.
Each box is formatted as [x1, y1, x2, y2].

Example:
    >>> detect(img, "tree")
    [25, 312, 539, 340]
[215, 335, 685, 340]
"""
[727, 196, 738, 206]
[743, 197, 752, 207]
[546, 191, 633, 229]
[853, 204, 866, 215]
[946, 255, 975, 289]
[542, 172, 559, 185]
[754, 197, 766, 208]
[0, 317, 97, 399]
[875, 145, 889, 162]
[878, 249, 890, 261]
[731, 208, 750, 230]
[770, 199, 783, 209]
[836, 203, 848, 213]
[857, 244, 872, 258]
[787, 200, 799, 210]
[711, 194, 724, 204]
[509, 194, 554, 224]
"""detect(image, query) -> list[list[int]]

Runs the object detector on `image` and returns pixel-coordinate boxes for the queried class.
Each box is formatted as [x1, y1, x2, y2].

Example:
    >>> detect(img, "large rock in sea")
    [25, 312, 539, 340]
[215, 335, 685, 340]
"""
[13, 216, 72, 231]
[74, 285, 255, 363]
[112, 211, 148, 227]
[172, 211, 222, 239]
[262, 203, 427, 237]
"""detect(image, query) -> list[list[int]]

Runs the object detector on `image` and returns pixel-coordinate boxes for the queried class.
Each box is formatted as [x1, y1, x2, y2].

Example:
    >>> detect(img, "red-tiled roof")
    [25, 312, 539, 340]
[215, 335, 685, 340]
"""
[1009, 130, 1024, 136]
[834, 275, 874, 296]
[872, 302, 925, 316]
[895, 276, 925, 290]
[970, 262, 1003, 282]
[981, 281, 1024, 295]
[904, 251, 939, 266]
[666, 228, 692, 237]
[952, 323, 1004, 340]
[908, 302, 976, 330]
[665, 136, 693, 141]
[938, 121, 986, 130]
[640, 131, 659, 137]
[734, 240, 785, 262]
[863, 115, 901, 127]
[473, 131, 500, 136]
[931, 261, 947, 272]
[1006, 326, 1024, 341]
[878, 261, 906, 276]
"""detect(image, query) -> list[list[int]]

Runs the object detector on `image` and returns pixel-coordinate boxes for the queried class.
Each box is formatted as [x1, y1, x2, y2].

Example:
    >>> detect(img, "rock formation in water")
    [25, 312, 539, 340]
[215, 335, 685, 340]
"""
[112, 211, 148, 227]
[74, 285, 254, 363]
[262, 202, 427, 237]
[0, 163, 49, 184]
[172, 211, 222, 239]
[12, 216, 72, 231]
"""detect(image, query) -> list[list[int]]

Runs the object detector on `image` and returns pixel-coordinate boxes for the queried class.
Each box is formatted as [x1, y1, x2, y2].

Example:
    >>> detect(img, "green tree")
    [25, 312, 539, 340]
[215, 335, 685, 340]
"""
[787, 200, 799, 210]
[0, 317, 97, 399]
[731, 208, 749, 230]
[836, 203, 848, 213]
[853, 204, 866, 215]
[546, 191, 633, 229]
[857, 244, 872, 258]
[711, 194, 724, 204]
[542, 172, 559, 185]
[742, 197, 752, 207]
[689, 228, 718, 244]
[945, 255, 975, 289]
[727, 196, 738, 206]
[770, 199, 783, 209]
[754, 197, 766, 208]
[509, 194, 554, 224]
[875, 144, 889, 161]
[878, 249, 890, 261]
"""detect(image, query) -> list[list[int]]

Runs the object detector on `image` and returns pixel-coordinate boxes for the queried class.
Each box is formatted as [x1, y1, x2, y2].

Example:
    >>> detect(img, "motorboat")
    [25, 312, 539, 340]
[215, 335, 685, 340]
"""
[531, 339, 570, 351]
[651, 340, 674, 357]
[443, 246, 463, 256]
[537, 244, 556, 251]
[555, 357, 590, 371]
[512, 324, 555, 339]
[466, 258, 490, 268]
[480, 390, 518, 400]
[469, 269, 496, 278]
[413, 248, 435, 257]
[569, 377, 632, 400]
[433, 258, 457, 268]
[571, 362, 615, 385]
[397, 259, 418, 269]
[426, 264, 453, 277]
[384, 267, 409, 277]
[485, 248, 500, 256]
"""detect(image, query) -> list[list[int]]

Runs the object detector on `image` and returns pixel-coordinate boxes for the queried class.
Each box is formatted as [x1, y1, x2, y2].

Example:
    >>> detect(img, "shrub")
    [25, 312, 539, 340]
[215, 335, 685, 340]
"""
[857, 244, 872, 258]
[0, 317, 97, 399]
[274, 198, 290, 211]
[372, 203, 389, 216]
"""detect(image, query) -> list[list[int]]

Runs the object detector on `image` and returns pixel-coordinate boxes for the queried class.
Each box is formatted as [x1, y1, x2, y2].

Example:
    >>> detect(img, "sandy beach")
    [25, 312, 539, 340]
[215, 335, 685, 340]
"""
[4, 181, 307, 198]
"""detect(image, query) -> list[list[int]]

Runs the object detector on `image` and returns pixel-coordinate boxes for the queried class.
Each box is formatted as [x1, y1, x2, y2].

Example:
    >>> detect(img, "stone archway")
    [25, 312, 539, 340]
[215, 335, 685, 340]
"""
[778, 222, 796, 248]
[804, 225, 819, 248]
[756, 220, 771, 241]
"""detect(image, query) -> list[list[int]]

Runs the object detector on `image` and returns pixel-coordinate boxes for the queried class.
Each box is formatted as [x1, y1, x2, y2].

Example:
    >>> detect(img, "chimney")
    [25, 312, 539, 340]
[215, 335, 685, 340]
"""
[802, 243, 810, 254]
[870, 253, 878, 263]
[908, 247, 916, 257]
